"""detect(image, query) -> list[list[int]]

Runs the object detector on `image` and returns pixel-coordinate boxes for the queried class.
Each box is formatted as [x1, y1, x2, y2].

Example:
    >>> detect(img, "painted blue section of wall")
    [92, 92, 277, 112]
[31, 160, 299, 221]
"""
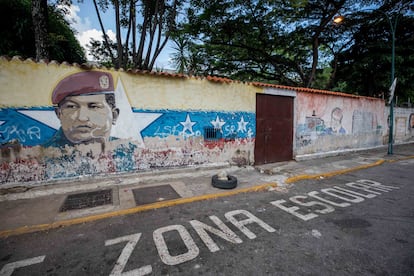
[0, 108, 56, 146]
[0, 107, 256, 146]
[138, 109, 256, 140]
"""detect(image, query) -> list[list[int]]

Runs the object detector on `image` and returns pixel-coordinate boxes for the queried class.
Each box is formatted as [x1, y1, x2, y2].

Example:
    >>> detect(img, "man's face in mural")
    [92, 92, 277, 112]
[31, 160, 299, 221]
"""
[56, 94, 119, 144]
[330, 108, 343, 133]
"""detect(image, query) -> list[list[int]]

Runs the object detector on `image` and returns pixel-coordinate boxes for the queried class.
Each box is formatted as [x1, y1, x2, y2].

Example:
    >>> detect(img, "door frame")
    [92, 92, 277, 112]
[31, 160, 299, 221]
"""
[255, 88, 297, 164]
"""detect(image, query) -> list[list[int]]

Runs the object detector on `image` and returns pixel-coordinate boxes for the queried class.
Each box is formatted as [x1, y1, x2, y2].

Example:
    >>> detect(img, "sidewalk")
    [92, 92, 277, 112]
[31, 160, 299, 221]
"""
[1, 143, 413, 238]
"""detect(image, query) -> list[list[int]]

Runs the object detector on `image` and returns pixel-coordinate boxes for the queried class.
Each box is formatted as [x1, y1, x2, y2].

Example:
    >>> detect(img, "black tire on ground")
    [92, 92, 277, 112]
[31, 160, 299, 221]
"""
[211, 175, 238, 189]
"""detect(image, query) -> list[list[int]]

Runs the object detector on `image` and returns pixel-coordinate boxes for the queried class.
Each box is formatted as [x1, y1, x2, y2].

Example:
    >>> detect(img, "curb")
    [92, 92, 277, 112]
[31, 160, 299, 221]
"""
[2, 155, 413, 239]
[285, 159, 386, 184]
[284, 155, 414, 184]
[0, 182, 277, 238]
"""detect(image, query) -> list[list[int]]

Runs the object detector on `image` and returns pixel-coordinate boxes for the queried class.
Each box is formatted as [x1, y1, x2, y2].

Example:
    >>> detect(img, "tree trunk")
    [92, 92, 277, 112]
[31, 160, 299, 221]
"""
[307, 36, 319, 87]
[132, 3, 137, 66]
[114, 0, 123, 69]
[92, 0, 116, 64]
[326, 53, 338, 90]
[31, 0, 49, 61]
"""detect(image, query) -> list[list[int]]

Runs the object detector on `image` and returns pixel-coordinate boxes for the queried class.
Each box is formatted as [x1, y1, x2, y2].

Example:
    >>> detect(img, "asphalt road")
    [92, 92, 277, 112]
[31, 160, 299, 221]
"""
[1, 159, 413, 275]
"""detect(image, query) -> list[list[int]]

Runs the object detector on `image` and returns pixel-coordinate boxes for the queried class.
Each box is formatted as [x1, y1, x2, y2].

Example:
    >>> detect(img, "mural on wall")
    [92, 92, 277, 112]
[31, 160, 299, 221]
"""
[0, 70, 255, 184]
[326, 107, 346, 135]
[296, 107, 347, 147]
[44, 71, 120, 147]
[295, 90, 386, 154]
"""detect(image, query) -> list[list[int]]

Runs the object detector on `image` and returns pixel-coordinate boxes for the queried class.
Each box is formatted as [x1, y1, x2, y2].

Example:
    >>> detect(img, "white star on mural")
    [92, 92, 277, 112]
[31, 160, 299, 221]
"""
[211, 115, 226, 131]
[18, 78, 161, 148]
[237, 116, 249, 133]
[180, 114, 196, 134]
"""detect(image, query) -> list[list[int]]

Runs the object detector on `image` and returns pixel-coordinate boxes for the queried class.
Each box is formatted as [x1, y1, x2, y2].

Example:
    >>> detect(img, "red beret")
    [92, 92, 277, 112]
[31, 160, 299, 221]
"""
[52, 71, 114, 104]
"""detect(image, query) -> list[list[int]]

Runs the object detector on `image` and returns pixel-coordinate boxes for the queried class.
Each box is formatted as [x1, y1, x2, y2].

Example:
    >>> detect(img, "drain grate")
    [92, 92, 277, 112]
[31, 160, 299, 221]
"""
[59, 189, 113, 212]
[132, 185, 181, 206]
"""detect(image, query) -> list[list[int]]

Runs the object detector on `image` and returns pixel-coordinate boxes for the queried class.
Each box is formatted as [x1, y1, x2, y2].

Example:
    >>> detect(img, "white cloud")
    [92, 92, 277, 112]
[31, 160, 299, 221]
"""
[77, 29, 116, 60]
[60, 4, 91, 33]
[60, 4, 115, 61]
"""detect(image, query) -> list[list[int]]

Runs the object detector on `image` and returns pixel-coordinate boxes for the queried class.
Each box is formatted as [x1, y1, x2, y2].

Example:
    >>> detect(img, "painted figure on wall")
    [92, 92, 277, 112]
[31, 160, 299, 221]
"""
[43, 71, 120, 148]
[325, 107, 346, 135]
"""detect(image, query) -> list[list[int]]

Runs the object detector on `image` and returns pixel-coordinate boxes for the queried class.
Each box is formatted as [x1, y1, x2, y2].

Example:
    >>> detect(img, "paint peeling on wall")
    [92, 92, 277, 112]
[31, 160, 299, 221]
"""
[391, 107, 414, 144]
[1, 58, 411, 185]
[0, 60, 256, 184]
[295, 93, 386, 155]
[0, 104, 256, 183]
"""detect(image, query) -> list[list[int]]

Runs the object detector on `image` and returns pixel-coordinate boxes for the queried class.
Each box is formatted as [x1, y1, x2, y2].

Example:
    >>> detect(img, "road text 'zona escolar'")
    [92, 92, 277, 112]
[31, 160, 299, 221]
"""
[102, 179, 399, 275]
[0, 179, 400, 276]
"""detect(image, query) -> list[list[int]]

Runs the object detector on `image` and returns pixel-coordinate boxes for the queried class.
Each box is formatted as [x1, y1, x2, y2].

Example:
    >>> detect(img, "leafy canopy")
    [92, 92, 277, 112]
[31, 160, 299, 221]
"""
[0, 0, 86, 63]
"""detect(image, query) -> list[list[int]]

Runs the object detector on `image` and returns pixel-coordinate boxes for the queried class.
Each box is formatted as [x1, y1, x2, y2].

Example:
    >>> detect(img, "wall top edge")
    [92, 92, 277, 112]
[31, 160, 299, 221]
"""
[0, 55, 383, 102]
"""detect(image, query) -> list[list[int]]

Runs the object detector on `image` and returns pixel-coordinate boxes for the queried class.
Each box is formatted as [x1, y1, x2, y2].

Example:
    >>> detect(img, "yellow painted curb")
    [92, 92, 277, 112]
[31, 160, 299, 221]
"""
[0, 182, 277, 238]
[285, 159, 386, 184]
[387, 155, 414, 162]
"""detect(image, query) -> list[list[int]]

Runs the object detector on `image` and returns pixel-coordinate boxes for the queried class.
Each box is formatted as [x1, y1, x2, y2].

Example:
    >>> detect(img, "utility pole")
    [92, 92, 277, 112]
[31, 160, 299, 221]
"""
[387, 14, 398, 155]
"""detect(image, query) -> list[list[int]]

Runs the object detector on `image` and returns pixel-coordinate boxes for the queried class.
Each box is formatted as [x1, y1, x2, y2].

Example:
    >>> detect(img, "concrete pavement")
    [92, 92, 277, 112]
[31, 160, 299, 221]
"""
[0, 143, 413, 238]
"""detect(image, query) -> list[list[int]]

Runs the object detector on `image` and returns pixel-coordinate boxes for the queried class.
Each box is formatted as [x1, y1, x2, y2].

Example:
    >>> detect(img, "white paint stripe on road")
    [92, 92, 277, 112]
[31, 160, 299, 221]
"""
[0, 256, 45, 276]
[289, 195, 335, 215]
[225, 209, 276, 239]
[270, 179, 400, 221]
[333, 186, 377, 198]
[321, 188, 365, 203]
[105, 233, 152, 276]
[153, 225, 200, 266]
[190, 215, 243, 253]
[308, 191, 351, 207]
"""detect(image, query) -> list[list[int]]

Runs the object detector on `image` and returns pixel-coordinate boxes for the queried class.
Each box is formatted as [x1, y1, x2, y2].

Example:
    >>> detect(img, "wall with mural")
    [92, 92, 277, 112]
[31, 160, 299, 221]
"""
[391, 107, 414, 144]
[2, 57, 409, 186]
[294, 91, 386, 156]
[0, 57, 258, 184]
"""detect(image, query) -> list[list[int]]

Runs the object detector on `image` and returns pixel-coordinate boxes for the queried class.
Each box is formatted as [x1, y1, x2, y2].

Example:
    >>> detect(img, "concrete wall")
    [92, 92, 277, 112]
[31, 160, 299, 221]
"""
[0, 57, 400, 186]
[389, 107, 414, 144]
[0, 58, 259, 184]
[294, 91, 386, 157]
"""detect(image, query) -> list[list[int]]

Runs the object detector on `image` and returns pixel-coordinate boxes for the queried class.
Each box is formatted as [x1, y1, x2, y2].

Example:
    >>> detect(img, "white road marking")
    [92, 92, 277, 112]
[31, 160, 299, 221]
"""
[308, 191, 351, 207]
[321, 188, 365, 203]
[105, 233, 152, 276]
[224, 209, 276, 239]
[0, 256, 45, 276]
[289, 195, 335, 214]
[270, 199, 319, 221]
[190, 215, 243, 253]
[153, 225, 200, 266]
[271, 179, 400, 221]
[333, 186, 377, 198]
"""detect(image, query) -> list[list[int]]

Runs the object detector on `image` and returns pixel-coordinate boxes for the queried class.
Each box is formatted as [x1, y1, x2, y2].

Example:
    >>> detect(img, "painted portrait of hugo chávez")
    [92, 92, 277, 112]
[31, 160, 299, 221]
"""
[43, 71, 120, 148]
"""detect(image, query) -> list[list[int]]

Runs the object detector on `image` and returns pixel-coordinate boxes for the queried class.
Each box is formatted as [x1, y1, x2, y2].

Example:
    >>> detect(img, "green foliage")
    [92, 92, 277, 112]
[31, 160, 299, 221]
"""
[0, 0, 85, 63]
[171, 0, 413, 101]
[90, 0, 183, 70]
[48, 5, 86, 63]
[180, 0, 355, 86]
[0, 0, 34, 57]
[334, 9, 414, 102]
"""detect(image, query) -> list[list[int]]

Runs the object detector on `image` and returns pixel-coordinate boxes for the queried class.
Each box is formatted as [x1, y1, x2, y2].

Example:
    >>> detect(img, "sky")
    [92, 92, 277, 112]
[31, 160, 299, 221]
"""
[61, 1, 174, 69]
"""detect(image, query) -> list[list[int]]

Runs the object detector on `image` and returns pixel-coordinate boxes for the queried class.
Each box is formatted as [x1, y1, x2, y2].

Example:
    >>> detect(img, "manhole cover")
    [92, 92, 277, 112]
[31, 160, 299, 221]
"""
[59, 189, 113, 212]
[132, 185, 181, 206]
